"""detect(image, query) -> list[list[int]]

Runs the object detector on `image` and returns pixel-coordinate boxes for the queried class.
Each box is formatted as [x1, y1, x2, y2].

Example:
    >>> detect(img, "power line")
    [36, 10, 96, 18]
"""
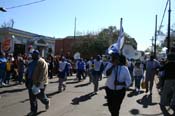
[5, 0, 47, 10]
[157, 0, 169, 35]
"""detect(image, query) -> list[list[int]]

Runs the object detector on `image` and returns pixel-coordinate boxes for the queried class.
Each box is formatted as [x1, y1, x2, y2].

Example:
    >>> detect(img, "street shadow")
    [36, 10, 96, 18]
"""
[0, 88, 27, 94]
[25, 110, 46, 116]
[71, 92, 96, 105]
[126, 87, 135, 91]
[99, 86, 106, 91]
[130, 108, 164, 116]
[127, 90, 144, 97]
[36, 110, 46, 116]
[49, 81, 58, 84]
[127, 91, 138, 97]
[20, 99, 29, 103]
[66, 78, 76, 81]
[136, 94, 158, 108]
[66, 81, 79, 84]
[103, 103, 108, 106]
[74, 82, 90, 88]
[0, 83, 19, 88]
[130, 109, 140, 115]
[47, 91, 61, 98]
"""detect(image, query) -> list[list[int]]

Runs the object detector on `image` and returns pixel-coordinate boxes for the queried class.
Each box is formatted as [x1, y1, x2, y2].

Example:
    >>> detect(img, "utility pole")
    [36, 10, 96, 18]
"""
[151, 37, 154, 53]
[74, 17, 77, 39]
[167, 0, 171, 53]
[154, 15, 158, 58]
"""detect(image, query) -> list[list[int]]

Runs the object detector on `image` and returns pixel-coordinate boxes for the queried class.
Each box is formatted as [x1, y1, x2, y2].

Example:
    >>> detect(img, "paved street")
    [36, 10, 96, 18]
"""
[0, 75, 173, 116]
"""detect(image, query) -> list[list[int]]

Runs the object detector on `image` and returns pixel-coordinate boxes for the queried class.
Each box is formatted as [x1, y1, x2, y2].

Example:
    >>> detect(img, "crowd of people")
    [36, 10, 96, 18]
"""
[0, 47, 175, 116]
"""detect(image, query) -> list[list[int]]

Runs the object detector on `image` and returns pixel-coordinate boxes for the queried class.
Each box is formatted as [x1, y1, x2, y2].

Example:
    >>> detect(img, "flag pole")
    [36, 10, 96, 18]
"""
[74, 16, 77, 39]
[120, 18, 123, 28]
[119, 17, 123, 54]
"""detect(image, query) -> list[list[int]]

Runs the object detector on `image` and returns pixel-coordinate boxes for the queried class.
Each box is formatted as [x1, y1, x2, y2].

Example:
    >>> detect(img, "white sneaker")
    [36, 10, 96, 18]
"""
[2, 83, 6, 86]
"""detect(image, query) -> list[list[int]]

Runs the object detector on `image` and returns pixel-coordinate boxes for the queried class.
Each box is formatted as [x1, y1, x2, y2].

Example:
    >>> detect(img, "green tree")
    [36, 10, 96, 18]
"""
[72, 26, 137, 58]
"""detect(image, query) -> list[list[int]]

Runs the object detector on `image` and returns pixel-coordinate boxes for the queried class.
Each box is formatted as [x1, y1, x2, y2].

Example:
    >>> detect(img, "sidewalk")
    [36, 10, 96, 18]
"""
[120, 78, 162, 116]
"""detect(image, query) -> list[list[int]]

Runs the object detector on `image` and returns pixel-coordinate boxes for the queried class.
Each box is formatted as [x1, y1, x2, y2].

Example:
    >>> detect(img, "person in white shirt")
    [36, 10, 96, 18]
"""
[133, 61, 144, 93]
[92, 55, 103, 93]
[58, 56, 68, 92]
[87, 57, 94, 83]
[103, 52, 131, 116]
[145, 55, 160, 94]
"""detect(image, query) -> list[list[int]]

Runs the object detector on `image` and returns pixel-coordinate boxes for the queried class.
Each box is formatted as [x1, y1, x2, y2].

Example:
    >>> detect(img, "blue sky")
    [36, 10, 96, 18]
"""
[0, 0, 175, 50]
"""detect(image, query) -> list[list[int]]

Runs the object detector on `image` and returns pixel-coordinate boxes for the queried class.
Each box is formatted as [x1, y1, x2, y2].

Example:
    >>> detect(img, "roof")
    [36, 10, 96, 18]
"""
[0, 27, 55, 40]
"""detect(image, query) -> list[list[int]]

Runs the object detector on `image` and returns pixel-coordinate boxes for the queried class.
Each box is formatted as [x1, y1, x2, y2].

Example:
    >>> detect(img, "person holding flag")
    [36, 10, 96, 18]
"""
[104, 18, 132, 116]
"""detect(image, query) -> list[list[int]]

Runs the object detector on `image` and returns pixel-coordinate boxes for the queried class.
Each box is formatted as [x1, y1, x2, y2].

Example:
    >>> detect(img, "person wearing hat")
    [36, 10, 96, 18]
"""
[103, 51, 131, 116]
[25, 50, 50, 116]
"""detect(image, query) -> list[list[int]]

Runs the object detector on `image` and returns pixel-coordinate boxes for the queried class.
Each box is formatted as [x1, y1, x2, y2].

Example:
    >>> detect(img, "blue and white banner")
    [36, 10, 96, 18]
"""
[107, 18, 125, 54]
[117, 20, 124, 51]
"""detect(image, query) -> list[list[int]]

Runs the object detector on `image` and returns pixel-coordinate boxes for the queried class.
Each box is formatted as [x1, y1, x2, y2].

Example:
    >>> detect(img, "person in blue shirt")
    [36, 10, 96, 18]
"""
[0, 52, 7, 86]
[77, 58, 86, 81]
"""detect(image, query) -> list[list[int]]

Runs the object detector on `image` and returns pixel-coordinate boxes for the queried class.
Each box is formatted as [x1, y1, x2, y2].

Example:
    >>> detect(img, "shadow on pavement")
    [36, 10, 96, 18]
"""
[66, 78, 76, 81]
[0, 88, 26, 94]
[20, 98, 29, 103]
[47, 91, 61, 98]
[136, 94, 158, 108]
[25, 110, 46, 116]
[71, 92, 96, 105]
[103, 103, 108, 106]
[99, 86, 106, 91]
[36, 110, 46, 116]
[74, 82, 90, 88]
[49, 81, 58, 84]
[130, 109, 140, 115]
[126, 87, 135, 91]
[0, 83, 19, 88]
[127, 90, 144, 97]
[66, 81, 79, 84]
[130, 108, 164, 116]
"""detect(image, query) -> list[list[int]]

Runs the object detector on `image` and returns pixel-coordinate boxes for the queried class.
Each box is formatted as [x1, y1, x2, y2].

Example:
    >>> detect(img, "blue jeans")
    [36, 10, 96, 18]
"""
[92, 71, 101, 92]
[0, 70, 6, 84]
[134, 76, 142, 90]
[18, 71, 24, 83]
[28, 85, 49, 113]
